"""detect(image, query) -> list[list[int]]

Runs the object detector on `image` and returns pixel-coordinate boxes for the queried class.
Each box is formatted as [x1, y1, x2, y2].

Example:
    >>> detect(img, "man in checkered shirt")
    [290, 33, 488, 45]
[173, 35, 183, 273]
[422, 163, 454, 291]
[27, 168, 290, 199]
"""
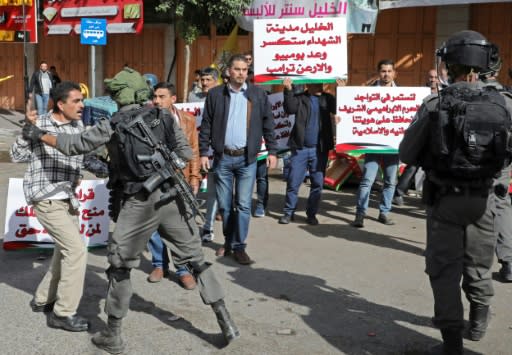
[10, 81, 90, 332]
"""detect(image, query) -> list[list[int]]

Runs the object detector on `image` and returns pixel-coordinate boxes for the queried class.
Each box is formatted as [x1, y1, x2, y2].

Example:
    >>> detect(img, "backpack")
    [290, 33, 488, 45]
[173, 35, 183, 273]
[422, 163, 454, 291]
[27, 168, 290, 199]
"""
[108, 106, 177, 183]
[427, 85, 512, 181]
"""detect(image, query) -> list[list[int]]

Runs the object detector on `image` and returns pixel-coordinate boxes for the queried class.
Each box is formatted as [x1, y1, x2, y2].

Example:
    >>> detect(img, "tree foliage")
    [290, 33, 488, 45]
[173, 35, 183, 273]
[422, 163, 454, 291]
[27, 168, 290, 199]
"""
[156, 0, 251, 44]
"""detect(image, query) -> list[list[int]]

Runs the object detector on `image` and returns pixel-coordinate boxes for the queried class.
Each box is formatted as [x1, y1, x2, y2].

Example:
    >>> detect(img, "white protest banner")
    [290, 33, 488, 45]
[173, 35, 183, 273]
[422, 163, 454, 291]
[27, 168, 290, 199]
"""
[176, 99, 293, 153]
[336, 86, 431, 153]
[238, 0, 378, 34]
[379, 0, 506, 10]
[4, 179, 110, 250]
[268, 92, 295, 151]
[254, 17, 347, 85]
[174, 102, 205, 129]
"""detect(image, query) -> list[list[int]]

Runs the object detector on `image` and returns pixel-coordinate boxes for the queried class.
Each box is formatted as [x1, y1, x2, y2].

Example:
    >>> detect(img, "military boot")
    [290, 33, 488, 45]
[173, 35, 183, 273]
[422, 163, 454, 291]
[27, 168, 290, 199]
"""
[91, 316, 125, 354]
[440, 328, 463, 355]
[468, 303, 490, 341]
[211, 299, 240, 344]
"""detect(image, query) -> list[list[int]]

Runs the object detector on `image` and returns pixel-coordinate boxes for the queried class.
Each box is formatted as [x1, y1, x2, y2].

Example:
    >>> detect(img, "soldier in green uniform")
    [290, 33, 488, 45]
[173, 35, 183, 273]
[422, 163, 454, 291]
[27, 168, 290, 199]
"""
[399, 31, 512, 354]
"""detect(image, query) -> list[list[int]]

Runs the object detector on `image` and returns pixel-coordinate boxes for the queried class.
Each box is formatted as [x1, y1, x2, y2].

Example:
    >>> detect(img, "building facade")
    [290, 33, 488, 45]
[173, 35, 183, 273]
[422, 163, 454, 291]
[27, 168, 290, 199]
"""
[0, 3, 510, 110]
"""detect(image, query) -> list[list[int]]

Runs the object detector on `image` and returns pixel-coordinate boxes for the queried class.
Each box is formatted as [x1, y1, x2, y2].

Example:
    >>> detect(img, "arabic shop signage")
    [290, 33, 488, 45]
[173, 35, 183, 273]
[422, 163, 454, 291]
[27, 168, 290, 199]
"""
[254, 17, 347, 85]
[0, 0, 37, 43]
[336, 86, 431, 153]
[3, 178, 110, 250]
[43, 0, 143, 36]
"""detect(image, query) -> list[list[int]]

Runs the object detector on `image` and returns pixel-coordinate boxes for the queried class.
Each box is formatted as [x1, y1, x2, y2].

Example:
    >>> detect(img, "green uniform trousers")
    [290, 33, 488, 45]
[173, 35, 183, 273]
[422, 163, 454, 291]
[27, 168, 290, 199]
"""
[104, 188, 225, 319]
[426, 189, 497, 330]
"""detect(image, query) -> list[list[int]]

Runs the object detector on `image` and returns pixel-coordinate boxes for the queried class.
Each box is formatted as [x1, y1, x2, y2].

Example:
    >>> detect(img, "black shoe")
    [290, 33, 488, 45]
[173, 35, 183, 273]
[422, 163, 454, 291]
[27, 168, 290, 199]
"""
[468, 303, 490, 341]
[30, 299, 55, 313]
[48, 312, 89, 332]
[351, 214, 364, 228]
[499, 262, 512, 282]
[392, 195, 404, 206]
[278, 214, 293, 224]
[378, 213, 394, 225]
[306, 216, 319, 225]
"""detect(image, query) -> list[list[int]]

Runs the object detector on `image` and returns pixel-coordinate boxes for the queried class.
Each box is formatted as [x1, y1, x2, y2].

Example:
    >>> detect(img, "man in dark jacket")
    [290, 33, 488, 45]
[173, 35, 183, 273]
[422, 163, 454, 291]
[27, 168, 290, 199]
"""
[199, 54, 277, 265]
[29, 61, 54, 115]
[278, 79, 336, 225]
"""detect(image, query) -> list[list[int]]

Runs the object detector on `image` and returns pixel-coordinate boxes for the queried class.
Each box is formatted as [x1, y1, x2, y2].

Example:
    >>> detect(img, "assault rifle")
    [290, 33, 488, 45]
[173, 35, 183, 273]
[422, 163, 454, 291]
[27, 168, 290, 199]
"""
[132, 115, 205, 222]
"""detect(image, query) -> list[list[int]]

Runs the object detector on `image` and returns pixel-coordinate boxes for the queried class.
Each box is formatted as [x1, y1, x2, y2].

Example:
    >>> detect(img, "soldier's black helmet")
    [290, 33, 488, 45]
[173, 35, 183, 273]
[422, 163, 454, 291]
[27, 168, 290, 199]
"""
[436, 30, 499, 71]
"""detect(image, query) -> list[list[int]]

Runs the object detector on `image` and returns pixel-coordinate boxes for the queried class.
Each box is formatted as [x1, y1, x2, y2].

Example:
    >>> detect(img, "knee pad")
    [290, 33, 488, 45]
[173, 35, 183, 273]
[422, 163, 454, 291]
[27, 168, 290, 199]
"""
[188, 262, 211, 277]
[106, 266, 131, 282]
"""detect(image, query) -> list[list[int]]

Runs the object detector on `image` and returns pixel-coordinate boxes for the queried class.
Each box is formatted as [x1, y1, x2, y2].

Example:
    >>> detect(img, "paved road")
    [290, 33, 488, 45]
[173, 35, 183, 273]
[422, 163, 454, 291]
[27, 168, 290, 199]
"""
[0, 110, 510, 354]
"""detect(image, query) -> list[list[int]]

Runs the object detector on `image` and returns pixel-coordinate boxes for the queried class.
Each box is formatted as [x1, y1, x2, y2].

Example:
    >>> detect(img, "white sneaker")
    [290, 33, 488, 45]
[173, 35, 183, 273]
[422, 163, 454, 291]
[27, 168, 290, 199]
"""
[201, 229, 214, 242]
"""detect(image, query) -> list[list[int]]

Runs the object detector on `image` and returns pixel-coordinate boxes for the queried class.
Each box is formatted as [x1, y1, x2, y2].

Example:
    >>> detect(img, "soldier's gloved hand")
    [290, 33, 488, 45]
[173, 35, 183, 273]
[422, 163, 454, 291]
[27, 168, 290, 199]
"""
[22, 123, 47, 142]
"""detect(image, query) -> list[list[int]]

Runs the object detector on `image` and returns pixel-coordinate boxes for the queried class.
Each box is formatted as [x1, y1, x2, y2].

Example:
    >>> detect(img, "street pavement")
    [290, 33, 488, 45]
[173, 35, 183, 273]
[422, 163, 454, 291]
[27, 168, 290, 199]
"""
[1, 109, 511, 354]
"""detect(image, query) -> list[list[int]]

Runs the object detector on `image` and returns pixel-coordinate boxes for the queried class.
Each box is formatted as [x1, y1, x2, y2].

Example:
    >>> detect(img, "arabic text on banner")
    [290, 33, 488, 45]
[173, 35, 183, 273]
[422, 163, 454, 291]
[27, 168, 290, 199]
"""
[253, 17, 347, 85]
[336, 86, 431, 153]
[378, 0, 504, 10]
[4, 178, 110, 249]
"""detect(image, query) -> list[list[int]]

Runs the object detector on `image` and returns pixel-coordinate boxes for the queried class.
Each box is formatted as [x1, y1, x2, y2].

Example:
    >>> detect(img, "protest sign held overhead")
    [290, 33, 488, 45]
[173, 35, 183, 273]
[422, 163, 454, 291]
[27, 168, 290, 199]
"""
[254, 17, 347, 85]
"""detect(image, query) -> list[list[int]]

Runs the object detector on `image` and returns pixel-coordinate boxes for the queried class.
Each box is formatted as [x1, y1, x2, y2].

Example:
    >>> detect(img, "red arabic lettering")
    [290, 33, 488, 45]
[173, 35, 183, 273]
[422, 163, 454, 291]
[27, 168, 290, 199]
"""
[81, 207, 105, 221]
[14, 206, 36, 217]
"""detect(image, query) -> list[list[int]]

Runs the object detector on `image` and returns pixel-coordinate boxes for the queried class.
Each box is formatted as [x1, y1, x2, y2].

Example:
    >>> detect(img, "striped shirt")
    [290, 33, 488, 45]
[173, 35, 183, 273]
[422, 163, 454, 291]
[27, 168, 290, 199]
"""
[10, 112, 84, 204]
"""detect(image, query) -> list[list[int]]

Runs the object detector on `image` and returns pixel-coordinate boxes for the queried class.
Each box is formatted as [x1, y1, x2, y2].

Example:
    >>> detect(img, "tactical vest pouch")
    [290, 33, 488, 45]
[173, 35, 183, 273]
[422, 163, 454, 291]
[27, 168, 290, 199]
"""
[110, 106, 176, 182]
[428, 86, 512, 181]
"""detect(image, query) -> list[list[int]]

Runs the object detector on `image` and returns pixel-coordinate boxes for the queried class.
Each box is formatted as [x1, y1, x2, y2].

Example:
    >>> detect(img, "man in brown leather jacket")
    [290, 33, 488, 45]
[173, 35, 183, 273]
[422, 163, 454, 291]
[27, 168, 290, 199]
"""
[147, 82, 201, 289]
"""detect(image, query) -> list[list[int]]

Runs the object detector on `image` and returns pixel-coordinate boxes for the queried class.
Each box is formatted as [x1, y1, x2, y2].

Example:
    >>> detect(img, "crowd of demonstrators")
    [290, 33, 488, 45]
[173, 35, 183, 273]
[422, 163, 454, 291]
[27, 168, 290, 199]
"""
[400, 30, 512, 354]
[199, 54, 277, 265]
[11, 82, 90, 332]
[12, 36, 512, 354]
[146, 82, 201, 290]
[20, 67, 240, 352]
[352, 59, 400, 228]
[277, 78, 337, 225]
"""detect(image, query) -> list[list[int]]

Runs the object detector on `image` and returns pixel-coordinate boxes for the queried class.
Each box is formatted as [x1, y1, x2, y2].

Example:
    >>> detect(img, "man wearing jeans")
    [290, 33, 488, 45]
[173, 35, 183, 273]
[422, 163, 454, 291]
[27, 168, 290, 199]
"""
[278, 79, 336, 225]
[29, 61, 54, 116]
[199, 54, 277, 265]
[352, 59, 399, 228]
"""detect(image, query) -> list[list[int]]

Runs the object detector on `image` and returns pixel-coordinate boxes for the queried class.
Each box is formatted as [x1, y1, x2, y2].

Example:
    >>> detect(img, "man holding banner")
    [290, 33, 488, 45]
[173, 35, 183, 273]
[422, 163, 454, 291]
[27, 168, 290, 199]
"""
[278, 78, 337, 225]
[352, 59, 399, 228]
